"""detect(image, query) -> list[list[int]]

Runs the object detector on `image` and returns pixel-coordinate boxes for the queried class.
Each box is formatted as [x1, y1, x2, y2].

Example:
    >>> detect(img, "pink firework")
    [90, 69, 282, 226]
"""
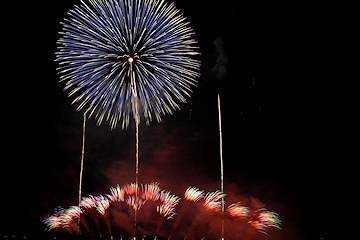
[123, 183, 139, 196]
[125, 195, 146, 210]
[157, 190, 180, 219]
[160, 190, 181, 207]
[107, 184, 125, 202]
[184, 186, 204, 202]
[79, 196, 97, 209]
[95, 195, 110, 216]
[227, 202, 250, 219]
[258, 209, 282, 229]
[203, 190, 226, 213]
[44, 207, 64, 231]
[248, 208, 282, 234]
[141, 182, 161, 201]
[61, 206, 82, 227]
[157, 203, 176, 219]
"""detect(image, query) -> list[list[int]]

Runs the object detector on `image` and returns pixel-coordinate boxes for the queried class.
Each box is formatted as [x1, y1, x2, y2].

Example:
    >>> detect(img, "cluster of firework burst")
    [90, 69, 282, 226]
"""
[44, 183, 281, 237]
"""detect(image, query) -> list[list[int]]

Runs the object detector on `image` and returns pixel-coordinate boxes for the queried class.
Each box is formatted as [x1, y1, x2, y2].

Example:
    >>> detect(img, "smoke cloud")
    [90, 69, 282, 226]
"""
[212, 37, 228, 80]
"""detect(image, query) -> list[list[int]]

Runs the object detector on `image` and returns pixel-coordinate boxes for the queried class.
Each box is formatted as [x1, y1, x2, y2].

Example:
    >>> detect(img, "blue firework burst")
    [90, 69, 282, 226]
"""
[56, 0, 200, 129]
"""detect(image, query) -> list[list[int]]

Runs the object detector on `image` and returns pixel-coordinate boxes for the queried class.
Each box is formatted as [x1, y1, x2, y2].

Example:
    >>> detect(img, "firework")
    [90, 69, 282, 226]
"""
[169, 186, 203, 237]
[126, 195, 146, 210]
[107, 184, 125, 202]
[227, 202, 250, 219]
[44, 183, 281, 238]
[141, 182, 161, 201]
[248, 208, 282, 236]
[56, 0, 200, 129]
[184, 186, 204, 202]
[94, 195, 110, 215]
[123, 182, 139, 196]
[156, 190, 180, 219]
[79, 195, 97, 209]
[157, 203, 176, 220]
[203, 190, 226, 213]
[79, 195, 102, 237]
[62, 206, 83, 227]
[44, 206, 82, 235]
[44, 207, 65, 231]
[159, 190, 181, 208]
[258, 210, 282, 229]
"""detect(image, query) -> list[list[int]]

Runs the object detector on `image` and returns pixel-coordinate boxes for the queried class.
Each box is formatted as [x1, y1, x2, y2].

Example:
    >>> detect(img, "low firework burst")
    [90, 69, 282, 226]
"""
[203, 190, 226, 213]
[44, 183, 281, 238]
[184, 186, 204, 202]
[227, 201, 250, 219]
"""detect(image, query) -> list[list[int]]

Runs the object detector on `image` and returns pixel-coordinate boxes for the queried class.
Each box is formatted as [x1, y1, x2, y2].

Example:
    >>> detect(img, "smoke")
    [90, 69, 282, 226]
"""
[212, 37, 228, 80]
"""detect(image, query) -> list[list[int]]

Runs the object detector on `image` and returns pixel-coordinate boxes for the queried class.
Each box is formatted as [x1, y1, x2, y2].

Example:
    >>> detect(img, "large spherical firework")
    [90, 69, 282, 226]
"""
[56, 0, 200, 129]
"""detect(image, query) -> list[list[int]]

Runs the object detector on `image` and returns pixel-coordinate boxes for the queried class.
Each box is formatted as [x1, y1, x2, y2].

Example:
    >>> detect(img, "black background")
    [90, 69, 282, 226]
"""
[3, 1, 356, 239]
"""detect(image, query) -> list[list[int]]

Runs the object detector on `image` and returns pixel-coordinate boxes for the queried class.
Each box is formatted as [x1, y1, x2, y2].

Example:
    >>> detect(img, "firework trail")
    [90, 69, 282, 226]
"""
[56, 0, 200, 130]
[154, 191, 181, 239]
[107, 184, 125, 238]
[94, 195, 113, 239]
[168, 187, 204, 239]
[217, 94, 225, 240]
[78, 114, 86, 216]
[79, 196, 102, 237]
[182, 190, 226, 239]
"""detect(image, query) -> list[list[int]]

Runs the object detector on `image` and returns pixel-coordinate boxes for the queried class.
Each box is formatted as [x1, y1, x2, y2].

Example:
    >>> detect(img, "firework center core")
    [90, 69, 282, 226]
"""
[128, 57, 134, 63]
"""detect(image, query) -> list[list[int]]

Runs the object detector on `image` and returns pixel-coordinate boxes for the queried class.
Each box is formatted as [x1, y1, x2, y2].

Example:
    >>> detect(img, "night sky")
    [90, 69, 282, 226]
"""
[3, 1, 356, 239]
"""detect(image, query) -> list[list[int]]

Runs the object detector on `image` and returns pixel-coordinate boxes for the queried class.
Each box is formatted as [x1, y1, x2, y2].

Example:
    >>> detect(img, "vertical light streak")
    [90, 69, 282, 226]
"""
[130, 62, 140, 240]
[217, 94, 225, 240]
[78, 114, 86, 210]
